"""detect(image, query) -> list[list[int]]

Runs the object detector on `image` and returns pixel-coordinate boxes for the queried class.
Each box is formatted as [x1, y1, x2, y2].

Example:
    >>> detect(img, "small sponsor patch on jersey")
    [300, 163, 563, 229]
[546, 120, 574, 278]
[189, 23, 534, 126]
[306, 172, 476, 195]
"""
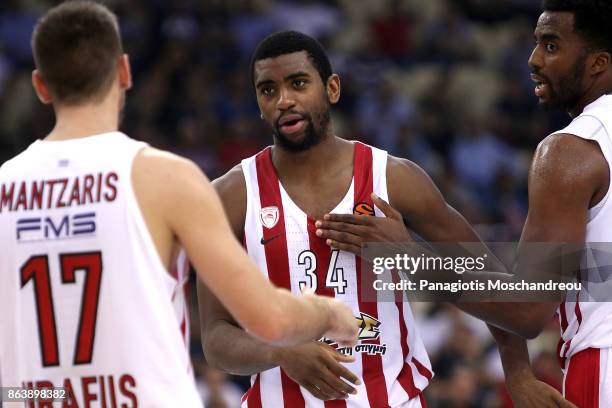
[354, 202, 375, 216]
[259, 206, 279, 229]
[58, 159, 69, 167]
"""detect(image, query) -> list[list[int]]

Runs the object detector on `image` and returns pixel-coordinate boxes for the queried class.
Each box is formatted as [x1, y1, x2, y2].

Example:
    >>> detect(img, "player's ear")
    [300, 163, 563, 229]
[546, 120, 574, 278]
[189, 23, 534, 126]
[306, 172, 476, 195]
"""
[326, 74, 341, 105]
[591, 51, 611, 76]
[31, 70, 53, 105]
[118, 54, 132, 91]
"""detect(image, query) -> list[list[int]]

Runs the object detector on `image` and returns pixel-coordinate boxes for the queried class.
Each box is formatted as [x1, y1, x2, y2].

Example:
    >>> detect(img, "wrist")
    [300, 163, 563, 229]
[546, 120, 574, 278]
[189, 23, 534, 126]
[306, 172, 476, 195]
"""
[505, 365, 536, 387]
[270, 346, 289, 367]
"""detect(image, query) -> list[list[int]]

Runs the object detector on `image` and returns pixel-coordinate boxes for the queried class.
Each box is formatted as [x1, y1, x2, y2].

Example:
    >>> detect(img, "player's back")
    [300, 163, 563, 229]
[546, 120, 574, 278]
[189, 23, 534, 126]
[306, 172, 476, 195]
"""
[0, 132, 202, 407]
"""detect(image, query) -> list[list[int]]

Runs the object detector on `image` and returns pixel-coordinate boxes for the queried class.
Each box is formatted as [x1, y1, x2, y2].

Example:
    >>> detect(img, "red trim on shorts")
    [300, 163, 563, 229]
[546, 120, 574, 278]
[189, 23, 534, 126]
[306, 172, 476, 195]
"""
[256, 148, 306, 407]
[565, 348, 600, 408]
[354, 142, 390, 407]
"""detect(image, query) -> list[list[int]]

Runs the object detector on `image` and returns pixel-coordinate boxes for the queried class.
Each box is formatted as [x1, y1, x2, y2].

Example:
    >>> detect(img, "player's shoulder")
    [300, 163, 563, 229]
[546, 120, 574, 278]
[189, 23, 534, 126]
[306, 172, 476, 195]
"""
[213, 163, 246, 206]
[132, 147, 212, 199]
[535, 132, 606, 166]
[386, 154, 432, 185]
[134, 147, 204, 178]
[532, 133, 608, 188]
[385, 154, 444, 213]
[0, 144, 37, 176]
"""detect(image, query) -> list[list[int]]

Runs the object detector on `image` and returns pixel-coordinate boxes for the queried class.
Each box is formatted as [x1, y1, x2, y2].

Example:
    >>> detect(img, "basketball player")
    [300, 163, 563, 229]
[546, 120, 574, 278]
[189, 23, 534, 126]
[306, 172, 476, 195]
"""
[0, 3, 357, 407]
[317, 1, 612, 406]
[198, 31, 571, 408]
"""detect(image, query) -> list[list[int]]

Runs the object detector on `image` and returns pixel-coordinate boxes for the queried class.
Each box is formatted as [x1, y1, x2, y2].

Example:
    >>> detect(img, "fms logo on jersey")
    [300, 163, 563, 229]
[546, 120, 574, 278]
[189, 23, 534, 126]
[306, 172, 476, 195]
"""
[16, 212, 96, 243]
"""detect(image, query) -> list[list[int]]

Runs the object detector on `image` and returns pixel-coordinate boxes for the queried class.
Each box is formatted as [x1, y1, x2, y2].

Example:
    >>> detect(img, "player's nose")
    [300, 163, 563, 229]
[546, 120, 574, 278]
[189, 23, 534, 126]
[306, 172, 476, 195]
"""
[528, 45, 543, 71]
[276, 87, 296, 111]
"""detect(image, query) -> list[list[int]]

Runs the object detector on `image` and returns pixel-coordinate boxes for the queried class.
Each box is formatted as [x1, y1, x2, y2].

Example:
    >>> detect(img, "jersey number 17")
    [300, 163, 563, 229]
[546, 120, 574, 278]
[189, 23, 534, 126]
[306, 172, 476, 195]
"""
[20, 252, 103, 367]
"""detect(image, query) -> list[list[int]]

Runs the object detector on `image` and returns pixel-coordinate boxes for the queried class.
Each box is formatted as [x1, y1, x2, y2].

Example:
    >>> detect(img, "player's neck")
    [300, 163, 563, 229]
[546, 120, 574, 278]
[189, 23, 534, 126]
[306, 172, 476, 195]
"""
[569, 79, 612, 118]
[45, 96, 120, 141]
[273, 134, 352, 179]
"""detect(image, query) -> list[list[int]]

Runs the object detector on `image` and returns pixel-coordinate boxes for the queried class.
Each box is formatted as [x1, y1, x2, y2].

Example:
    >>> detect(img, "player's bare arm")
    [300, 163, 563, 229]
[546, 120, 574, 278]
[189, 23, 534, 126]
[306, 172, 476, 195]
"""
[132, 149, 357, 347]
[198, 166, 360, 400]
[318, 134, 608, 337]
[317, 156, 575, 407]
[456, 132, 608, 337]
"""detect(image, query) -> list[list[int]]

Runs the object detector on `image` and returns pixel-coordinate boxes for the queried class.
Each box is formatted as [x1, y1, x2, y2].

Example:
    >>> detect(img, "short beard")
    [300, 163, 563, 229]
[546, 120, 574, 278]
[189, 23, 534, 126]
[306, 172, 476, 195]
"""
[273, 106, 330, 153]
[539, 52, 587, 111]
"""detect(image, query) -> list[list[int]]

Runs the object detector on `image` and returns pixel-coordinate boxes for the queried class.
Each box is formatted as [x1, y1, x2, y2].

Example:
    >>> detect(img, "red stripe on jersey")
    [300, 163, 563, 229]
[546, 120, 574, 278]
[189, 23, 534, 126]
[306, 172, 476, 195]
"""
[397, 362, 419, 398]
[244, 374, 262, 408]
[307, 218, 348, 408]
[412, 357, 433, 381]
[256, 148, 292, 290]
[575, 293, 583, 326]
[419, 392, 428, 407]
[392, 272, 432, 385]
[564, 348, 600, 408]
[559, 301, 570, 366]
[307, 218, 335, 297]
[560, 301, 568, 333]
[393, 272, 420, 397]
[281, 370, 306, 407]
[255, 148, 306, 407]
[353, 142, 389, 406]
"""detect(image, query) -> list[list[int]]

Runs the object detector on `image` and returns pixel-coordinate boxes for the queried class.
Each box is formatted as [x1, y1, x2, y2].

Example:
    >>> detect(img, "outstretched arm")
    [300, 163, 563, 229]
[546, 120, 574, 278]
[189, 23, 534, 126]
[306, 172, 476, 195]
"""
[316, 138, 607, 338]
[133, 150, 357, 347]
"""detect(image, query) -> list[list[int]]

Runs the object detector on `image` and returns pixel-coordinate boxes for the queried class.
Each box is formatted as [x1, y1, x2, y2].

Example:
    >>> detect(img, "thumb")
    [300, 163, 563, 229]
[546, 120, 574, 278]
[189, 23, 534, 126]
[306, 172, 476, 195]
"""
[371, 192, 401, 220]
[331, 348, 356, 363]
[554, 393, 578, 408]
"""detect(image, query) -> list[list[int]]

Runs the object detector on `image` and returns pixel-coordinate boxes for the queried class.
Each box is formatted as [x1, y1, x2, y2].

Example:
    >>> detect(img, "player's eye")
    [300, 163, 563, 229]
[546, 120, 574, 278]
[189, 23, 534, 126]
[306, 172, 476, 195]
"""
[261, 86, 275, 96]
[293, 79, 307, 88]
[545, 43, 557, 53]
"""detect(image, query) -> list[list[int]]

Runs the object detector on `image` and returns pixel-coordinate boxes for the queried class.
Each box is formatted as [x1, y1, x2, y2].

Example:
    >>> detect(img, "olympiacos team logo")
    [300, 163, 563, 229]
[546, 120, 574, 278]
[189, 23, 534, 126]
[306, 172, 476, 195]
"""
[259, 206, 279, 229]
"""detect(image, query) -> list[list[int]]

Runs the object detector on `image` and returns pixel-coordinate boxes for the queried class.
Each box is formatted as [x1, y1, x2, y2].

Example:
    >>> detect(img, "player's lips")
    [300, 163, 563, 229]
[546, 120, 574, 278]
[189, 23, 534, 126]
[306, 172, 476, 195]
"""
[277, 113, 307, 135]
[531, 74, 550, 98]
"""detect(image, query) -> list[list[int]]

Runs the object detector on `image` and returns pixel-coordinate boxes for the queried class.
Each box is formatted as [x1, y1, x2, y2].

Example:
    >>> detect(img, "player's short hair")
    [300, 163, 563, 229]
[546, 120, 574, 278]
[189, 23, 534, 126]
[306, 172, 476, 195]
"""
[542, 0, 612, 53]
[250, 31, 333, 86]
[31, 0, 123, 105]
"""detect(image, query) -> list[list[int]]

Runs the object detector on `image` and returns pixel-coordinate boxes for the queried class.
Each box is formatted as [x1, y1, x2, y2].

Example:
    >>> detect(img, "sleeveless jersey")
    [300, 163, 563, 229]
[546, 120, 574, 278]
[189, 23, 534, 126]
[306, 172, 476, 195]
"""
[239, 142, 432, 408]
[551, 95, 612, 366]
[0, 132, 202, 407]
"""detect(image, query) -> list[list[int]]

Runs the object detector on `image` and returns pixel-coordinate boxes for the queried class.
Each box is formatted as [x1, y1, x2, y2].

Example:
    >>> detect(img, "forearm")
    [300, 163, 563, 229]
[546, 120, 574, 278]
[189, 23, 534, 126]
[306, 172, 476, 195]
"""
[455, 300, 558, 339]
[488, 324, 534, 382]
[204, 320, 281, 375]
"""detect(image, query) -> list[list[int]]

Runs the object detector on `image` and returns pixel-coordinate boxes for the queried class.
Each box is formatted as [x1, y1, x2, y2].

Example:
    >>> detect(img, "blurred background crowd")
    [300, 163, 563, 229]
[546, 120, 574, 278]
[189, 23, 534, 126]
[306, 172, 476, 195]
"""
[0, 0, 568, 406]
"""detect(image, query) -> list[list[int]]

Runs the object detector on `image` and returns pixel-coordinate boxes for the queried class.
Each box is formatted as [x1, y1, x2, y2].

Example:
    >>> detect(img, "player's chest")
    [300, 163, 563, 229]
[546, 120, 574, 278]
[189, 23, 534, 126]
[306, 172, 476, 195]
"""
[280, 175, 354, 220]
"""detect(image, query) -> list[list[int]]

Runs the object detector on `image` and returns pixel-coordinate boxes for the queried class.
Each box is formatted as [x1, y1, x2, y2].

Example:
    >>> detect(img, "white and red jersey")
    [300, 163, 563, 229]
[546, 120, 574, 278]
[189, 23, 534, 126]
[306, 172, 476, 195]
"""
[552, 94, 612, 366]
[0, 132, 202, 407]
[239, 142, 432, 408]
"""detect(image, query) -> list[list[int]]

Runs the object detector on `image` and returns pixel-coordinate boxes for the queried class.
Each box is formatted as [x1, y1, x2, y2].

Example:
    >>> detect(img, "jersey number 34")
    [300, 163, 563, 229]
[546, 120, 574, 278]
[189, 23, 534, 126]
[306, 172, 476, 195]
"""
[298, 249, 348, 294]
